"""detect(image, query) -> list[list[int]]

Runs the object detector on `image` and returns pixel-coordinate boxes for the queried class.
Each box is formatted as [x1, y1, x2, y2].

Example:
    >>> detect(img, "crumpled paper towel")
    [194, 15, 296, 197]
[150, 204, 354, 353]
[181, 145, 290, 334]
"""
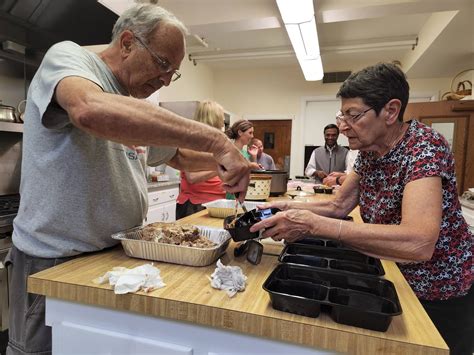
[209, 259, 247, 297]
[93, 264, 165, 294]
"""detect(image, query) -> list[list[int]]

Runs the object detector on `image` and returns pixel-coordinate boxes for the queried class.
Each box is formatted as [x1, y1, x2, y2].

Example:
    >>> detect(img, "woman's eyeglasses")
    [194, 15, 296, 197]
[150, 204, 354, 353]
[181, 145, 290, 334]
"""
[336, 107, 373, 125]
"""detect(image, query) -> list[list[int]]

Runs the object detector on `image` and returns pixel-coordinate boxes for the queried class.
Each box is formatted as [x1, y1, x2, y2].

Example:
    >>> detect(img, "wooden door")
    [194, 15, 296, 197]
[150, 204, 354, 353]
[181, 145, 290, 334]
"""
[249, 120, 292, 171]
[404, 100, 474, 194]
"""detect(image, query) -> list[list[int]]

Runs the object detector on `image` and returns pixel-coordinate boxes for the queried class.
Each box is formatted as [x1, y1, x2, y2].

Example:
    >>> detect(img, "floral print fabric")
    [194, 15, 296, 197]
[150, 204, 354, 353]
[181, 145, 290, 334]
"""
[354, 120, 472, 300]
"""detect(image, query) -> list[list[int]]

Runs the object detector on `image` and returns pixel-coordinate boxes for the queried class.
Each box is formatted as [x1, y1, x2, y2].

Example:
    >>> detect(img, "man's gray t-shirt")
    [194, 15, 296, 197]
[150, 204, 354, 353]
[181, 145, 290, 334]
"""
[13, 41, 176, 258]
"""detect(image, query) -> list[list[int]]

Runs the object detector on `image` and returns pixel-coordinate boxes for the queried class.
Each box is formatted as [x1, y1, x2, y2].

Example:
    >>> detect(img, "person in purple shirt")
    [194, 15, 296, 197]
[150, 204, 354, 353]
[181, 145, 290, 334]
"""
[248, 138, 276, 170]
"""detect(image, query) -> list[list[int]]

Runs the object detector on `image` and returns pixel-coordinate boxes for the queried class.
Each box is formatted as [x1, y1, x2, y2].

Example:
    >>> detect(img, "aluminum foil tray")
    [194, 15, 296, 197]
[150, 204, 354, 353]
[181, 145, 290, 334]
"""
[111, 225, 231, 267]
[202, 199, 260, 218]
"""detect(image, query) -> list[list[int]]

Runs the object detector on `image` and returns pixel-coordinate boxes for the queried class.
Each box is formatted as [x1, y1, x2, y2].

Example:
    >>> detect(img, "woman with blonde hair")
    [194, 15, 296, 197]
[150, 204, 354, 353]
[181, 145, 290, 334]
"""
[176, 100, 226, 219]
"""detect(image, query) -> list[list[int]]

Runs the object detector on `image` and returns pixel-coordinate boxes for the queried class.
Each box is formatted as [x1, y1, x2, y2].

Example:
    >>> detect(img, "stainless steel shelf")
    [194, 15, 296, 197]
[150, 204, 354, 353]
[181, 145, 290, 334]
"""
[0, 122, 23, 133]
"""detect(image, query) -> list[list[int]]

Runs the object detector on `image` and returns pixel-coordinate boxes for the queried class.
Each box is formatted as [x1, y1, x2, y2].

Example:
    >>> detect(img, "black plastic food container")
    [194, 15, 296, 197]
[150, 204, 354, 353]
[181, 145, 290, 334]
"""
[263, 263, 402, 331]
[224, 208, 280, 242]
[291, 237, 352, 249]
[279, 242, 385, 276]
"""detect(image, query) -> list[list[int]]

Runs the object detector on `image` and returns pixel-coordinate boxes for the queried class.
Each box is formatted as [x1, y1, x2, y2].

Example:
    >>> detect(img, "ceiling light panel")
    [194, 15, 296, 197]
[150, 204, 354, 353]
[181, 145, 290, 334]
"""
[276, 0, 314, 23]
[277, 0, 323, 81]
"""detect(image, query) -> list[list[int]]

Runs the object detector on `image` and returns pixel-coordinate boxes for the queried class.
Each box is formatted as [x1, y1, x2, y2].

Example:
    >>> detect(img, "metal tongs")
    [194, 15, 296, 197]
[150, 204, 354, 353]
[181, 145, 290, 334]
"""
[234, 192, 248, 213]
[225, 193, 247, 230]
[232, 193, 264, 265]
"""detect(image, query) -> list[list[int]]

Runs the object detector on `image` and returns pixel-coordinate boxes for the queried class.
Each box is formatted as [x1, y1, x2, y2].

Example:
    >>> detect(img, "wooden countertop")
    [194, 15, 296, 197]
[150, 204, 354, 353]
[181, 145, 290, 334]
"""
[28, 193, 448, 354]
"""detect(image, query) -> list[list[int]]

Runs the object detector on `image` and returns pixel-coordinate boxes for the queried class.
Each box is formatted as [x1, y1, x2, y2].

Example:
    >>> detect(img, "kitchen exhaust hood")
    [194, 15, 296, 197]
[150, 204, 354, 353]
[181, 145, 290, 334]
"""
[0, 0, 118, 66]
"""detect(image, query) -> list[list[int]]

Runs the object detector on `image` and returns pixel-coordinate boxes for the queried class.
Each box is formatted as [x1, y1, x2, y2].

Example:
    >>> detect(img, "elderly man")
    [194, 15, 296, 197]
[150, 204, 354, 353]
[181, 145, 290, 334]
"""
[5, 4, 250, 355]
[248, 138, 276, 170]
[305, 124, 348, 183]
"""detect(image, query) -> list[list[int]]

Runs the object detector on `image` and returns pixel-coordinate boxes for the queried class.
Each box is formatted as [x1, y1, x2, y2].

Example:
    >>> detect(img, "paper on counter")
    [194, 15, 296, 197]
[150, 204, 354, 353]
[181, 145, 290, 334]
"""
[209, 259, 247, 297]
[93, 263, 165, 294]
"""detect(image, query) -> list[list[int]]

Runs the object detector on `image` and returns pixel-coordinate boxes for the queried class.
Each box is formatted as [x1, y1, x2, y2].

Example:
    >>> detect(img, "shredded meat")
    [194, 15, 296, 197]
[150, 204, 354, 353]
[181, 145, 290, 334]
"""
[140, 222, 216, 248]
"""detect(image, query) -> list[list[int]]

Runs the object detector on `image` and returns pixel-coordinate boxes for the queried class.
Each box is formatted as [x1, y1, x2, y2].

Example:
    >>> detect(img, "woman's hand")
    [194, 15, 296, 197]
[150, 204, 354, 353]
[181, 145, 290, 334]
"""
[249, 209, 317, 243]
[255, 201, 291, 211]
[247, 144, 258, 159]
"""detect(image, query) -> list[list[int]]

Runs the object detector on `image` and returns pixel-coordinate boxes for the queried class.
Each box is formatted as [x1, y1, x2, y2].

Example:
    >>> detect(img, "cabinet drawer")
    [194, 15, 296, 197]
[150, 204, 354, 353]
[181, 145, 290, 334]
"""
[148, 187, 179, 206]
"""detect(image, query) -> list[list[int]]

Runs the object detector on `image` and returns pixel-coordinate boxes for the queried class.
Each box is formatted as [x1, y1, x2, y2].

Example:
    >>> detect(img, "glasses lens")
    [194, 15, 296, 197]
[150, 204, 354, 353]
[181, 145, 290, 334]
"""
[171, 71, 181, 82]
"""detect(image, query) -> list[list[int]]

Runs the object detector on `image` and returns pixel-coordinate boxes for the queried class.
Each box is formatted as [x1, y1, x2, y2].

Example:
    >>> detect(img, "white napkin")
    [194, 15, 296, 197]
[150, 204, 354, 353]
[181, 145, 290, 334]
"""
[93, 264, 165, 294]
[209, 259, 247, 297]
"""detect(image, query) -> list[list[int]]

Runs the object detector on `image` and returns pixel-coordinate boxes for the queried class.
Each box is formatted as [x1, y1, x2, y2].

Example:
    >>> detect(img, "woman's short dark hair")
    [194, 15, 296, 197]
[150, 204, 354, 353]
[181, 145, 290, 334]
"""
[336, 62, 409, 121]
[225, 120, 253, 140]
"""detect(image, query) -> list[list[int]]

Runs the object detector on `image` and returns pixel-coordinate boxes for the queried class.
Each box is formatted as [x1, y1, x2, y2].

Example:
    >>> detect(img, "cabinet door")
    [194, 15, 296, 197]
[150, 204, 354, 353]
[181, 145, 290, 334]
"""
[146, 204, 167, 224]
[53, 320, 193, 355]
[162, 201, 176, 222]
[146, 202, 177, 224]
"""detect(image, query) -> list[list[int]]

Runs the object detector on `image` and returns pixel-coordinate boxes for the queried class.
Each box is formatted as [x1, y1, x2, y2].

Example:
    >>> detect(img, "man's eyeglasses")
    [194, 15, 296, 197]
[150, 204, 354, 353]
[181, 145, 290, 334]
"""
[134, 36, 181, 82]
[336, 107, 373, 125]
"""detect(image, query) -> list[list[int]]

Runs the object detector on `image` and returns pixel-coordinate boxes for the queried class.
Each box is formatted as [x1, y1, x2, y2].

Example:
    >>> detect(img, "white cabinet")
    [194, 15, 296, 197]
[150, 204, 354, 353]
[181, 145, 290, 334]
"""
[147, 201, 176, 223]
[54, 320, 192, 355]
[46, 299, 330, 355]
[146, 185, 179, 224]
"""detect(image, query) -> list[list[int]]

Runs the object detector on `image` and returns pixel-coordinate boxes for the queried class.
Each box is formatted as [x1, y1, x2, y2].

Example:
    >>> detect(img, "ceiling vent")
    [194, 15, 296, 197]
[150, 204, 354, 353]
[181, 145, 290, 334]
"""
[323, 71, 351, 84]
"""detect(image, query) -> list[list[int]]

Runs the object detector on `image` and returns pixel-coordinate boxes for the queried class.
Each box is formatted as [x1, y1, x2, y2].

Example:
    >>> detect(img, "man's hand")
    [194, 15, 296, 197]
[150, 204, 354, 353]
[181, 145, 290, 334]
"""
[323, 176, 337, 186]
[314, 170, 328, 179]
[323, 172, 344, 186]
[214, 141, 251, 201]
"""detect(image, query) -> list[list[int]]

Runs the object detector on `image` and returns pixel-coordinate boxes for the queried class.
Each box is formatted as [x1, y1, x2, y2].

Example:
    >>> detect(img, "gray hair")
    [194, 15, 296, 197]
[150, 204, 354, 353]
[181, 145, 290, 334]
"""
[111, 4, 188, 43]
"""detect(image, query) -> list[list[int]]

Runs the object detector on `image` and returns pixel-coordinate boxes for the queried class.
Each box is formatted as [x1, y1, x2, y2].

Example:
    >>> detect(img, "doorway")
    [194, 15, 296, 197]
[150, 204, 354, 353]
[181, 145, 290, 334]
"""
[420, 116, 468, 195]
[248, 120, 292, 171]
[404, 100, 472, 194]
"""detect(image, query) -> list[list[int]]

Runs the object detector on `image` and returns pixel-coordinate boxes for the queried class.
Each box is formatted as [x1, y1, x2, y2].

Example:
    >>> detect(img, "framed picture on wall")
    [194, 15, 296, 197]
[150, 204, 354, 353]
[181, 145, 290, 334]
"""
[264, 132, 275, 149]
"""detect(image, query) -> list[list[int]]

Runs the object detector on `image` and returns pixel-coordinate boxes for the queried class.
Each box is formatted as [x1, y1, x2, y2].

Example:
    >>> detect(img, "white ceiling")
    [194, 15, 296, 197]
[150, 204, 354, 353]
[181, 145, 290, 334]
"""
[99, 0, 474, 79]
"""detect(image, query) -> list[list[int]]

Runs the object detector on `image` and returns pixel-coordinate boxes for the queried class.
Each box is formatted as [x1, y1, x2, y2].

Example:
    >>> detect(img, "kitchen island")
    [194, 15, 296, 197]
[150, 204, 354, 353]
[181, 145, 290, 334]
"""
[28, 194, 448, 354]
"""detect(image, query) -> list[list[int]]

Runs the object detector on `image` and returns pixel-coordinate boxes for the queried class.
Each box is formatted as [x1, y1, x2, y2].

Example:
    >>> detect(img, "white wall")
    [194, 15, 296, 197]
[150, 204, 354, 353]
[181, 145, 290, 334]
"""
[212, 64, 451, 177]
[156, 58, 215, 103]
[81, 45, 454, 177]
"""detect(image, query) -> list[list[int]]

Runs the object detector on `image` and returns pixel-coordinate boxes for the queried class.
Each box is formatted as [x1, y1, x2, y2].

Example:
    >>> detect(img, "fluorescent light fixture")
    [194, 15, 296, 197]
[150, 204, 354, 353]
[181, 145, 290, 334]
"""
[277, 0, 314, 23]
[323, 38, 418, 54]
[190, 48, 294, 62]
[300, 56, 324, 81]
[277, 0, 323, 81]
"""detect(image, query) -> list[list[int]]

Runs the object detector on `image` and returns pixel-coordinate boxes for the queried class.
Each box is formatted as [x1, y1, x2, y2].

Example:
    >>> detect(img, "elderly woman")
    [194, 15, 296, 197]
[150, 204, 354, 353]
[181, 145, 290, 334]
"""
[251, 63, 472, 355]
